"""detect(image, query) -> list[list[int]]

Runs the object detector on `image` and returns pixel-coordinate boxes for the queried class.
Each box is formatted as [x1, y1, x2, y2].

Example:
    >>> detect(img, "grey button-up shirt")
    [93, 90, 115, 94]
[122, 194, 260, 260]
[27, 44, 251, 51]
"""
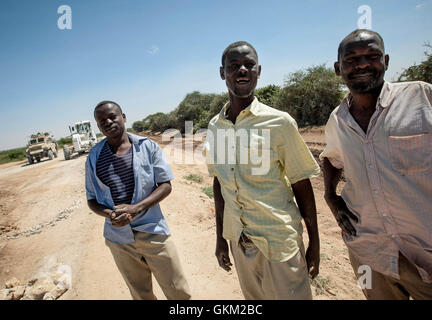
[320, 81, 432, 283]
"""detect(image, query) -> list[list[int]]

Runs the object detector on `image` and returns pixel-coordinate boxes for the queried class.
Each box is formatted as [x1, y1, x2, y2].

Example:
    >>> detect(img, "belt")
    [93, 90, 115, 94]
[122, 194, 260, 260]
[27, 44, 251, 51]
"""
[240, 232, 253, 244]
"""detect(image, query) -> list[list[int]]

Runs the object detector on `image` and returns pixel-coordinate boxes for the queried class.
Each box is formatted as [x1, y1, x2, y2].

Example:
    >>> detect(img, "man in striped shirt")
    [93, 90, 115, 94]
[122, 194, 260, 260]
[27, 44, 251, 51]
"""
[321, 29, 432, 299]
[85, 101, 191, 300]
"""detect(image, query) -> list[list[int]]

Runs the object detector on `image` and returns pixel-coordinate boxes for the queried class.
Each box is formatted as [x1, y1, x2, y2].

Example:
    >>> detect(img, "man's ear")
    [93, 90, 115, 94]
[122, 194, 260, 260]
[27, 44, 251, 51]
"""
[334, 61, 341, 76]
[220, 66, 225, 80]
[257, 65, 261, 78]
[123, 114, 126, 122]
[384, 54, 390, 71]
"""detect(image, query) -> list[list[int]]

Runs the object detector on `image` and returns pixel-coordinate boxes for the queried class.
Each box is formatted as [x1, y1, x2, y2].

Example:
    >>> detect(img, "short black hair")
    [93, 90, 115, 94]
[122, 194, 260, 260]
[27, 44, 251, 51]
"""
[94, 100, 123, 115]
[221, 41, 258, 67]
[337, 29, 385, 60]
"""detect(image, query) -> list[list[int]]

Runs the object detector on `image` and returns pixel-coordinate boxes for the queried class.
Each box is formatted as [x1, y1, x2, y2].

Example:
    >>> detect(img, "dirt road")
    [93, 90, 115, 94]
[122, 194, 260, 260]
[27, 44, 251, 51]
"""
[0, 131, 364, 300]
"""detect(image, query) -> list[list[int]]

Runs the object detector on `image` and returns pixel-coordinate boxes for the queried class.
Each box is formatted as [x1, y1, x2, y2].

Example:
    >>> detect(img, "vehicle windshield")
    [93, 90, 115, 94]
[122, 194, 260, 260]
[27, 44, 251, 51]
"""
[30, 139, 37, 144]
[38, 138, 45, 143]
[76, 122, 90, 134]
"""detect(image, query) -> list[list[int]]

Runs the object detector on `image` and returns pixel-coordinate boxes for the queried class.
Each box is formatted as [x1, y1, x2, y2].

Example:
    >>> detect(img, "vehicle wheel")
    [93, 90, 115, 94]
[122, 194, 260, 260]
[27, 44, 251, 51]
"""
[54, 150, 58, 158]
[28, 157, 34, 165]
[63, 146, 71, 160]
[48, 150, 54, 160]
[36, 158, 41, 162]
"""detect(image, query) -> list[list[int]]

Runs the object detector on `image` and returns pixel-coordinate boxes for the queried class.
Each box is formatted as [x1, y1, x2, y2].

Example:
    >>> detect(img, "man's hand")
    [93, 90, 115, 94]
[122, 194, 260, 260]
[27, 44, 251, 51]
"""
[305, 241, 320, 279]
[291, 179, 320, 278]
[325, 194, 358, 236]
[111, 204, 141, 227]
[215, 238, 232, 272]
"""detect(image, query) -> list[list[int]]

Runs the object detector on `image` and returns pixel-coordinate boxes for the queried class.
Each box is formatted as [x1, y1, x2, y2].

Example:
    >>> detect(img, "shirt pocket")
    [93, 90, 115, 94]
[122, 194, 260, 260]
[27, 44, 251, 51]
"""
[388, 133, 432, 175]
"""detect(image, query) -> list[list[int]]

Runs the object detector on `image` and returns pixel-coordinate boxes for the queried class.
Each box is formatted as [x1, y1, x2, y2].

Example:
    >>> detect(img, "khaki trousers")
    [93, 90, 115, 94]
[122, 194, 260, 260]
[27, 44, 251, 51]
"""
[229, 239, 312, 300]
[105, 231, 191, 300]
[349, 250, 432, 300]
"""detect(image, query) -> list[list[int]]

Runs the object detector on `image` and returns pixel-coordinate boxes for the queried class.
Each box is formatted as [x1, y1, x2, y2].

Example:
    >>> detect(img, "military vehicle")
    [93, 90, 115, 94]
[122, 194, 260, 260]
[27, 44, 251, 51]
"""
[26, 132, 58, 164]
[63, 121, 97, 160]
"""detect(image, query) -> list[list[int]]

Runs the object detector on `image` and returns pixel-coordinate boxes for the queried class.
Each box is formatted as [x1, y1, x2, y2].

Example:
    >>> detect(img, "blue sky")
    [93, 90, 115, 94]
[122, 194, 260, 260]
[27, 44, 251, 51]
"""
[0, 0, 431, 150]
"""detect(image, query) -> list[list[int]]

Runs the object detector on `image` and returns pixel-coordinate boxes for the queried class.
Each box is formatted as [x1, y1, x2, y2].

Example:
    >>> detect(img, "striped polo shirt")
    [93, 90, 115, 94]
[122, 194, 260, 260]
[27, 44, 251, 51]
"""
[96, 143, 135, 206]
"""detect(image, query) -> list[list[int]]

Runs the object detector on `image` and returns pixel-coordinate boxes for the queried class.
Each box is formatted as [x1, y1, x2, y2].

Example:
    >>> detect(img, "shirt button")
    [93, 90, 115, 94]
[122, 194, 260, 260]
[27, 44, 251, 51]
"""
[231, 168, 234, 171]
[368, 164, 373, 169]
[391, 234, 396, 238]
[374, 190, 379, 195]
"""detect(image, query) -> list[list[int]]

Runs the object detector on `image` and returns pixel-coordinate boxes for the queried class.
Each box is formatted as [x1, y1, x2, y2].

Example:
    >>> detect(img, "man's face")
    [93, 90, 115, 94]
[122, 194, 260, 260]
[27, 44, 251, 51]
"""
[94, 104, 126, 139]
[220, 45, 261, 99]
[335, 32, 389, 94]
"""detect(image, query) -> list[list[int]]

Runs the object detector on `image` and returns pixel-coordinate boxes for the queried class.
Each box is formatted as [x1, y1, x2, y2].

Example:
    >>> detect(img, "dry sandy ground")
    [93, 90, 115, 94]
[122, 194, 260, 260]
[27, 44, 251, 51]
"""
[0, 129, 364, 300]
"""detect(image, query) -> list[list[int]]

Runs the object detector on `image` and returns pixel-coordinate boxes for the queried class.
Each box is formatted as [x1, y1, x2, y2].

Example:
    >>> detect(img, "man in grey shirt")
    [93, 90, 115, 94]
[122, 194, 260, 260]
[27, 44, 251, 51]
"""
[321, 29, 432, 300]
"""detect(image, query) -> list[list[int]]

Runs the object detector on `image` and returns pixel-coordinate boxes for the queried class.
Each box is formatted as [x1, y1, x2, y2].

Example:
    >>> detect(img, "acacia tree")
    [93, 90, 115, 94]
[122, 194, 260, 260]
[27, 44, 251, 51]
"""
[173, 91, 217, 132]
[274, 64, 344, 126]
[132, 120, 145, 132]
[255, 85, 280, 106]
[398, 44, 432, 84]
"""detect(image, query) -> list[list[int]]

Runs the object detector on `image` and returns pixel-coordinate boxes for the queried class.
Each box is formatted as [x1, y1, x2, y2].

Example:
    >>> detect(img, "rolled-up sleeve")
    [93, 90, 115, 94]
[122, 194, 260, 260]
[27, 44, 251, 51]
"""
[150, 140, 174, 184]
[278, 118, 320, 184]
[320, 109, 344, 169]
[85, 157, 97, 200]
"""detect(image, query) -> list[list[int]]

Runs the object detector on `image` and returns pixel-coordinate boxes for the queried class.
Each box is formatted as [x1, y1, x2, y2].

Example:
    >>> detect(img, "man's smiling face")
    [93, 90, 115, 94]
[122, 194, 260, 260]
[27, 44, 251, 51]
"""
[335, 32, 389, 94]
[221, 45, 261, 99]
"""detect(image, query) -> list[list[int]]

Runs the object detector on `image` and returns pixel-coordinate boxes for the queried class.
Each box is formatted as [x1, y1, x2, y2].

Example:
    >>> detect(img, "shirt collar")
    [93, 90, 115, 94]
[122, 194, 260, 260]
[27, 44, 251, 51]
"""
[377, 81, 392, 108]
[338, 81, 392, 116]
[127, 132, 148, 145]
[221, 96, 260, 120]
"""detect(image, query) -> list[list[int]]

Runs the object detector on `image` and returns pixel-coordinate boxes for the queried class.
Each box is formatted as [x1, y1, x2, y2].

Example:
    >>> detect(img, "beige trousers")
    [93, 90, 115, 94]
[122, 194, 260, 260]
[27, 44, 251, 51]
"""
[349, 250, 432, 300]
[105, 231, 191, 300]
[229, 239, 312, 300]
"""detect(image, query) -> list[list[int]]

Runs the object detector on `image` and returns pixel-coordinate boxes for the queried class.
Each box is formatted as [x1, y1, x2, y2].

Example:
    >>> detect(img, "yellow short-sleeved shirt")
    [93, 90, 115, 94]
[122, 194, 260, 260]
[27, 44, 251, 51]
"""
[203, 97, 320, 262]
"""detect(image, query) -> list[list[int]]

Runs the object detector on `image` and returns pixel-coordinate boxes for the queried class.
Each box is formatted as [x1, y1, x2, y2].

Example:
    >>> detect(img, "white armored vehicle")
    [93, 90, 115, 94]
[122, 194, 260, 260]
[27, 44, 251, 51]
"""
[63, 121, 97, 160]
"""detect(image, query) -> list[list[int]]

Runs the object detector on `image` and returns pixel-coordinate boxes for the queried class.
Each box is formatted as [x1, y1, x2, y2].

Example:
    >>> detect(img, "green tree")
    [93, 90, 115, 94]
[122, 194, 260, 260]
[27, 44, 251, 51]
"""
[173, 91, 217, 132]
[255, 85, 280, 106]
[132, 120, 146, 132]
[194, 92, 229, 130]
[274, 64, 344, 126]
[398, 44, 432, 83]
[57, 137, 72, 147]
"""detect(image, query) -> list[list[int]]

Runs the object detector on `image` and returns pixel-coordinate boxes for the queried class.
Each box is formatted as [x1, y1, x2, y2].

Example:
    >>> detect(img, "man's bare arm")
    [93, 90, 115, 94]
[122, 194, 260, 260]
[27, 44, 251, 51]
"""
[87, 199, 115, 219]
[323, 157, 358, 236]
[291, 178, 320, 278]
[214, 177, 232, 272]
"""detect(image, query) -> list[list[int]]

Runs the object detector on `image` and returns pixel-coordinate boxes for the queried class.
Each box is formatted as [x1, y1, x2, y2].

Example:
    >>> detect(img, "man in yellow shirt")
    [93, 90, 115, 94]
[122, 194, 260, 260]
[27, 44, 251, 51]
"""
[204, 41, 321, 299]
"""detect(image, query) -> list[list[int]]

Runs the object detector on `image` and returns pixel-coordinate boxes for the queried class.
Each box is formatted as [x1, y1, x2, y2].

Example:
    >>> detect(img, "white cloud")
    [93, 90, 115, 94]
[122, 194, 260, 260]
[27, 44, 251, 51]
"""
[147, 45, 160, 55]
[415, 1, 431, 9]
